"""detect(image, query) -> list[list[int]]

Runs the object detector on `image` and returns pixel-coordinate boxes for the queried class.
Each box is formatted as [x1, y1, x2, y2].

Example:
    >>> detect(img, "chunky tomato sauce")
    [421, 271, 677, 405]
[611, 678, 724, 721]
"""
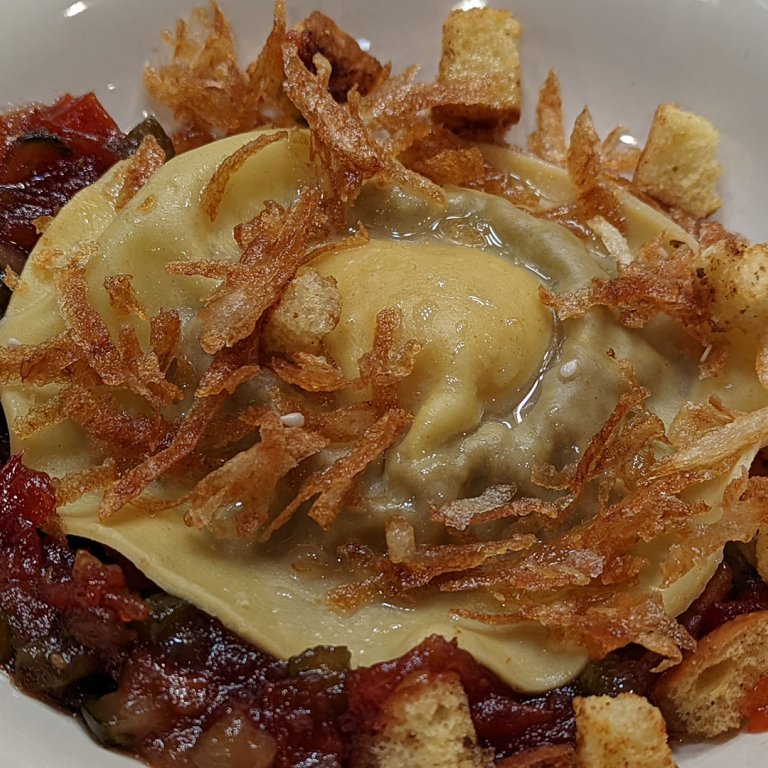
[0, 93, 125, 254]
[3, 449, 763, 765]
[745, 675, 768, 733]
[0, 456, 583, 766]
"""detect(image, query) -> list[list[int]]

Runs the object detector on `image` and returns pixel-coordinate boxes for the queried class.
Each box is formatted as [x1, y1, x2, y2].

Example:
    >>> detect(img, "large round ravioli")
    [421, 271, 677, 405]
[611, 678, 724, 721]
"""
[0, 129, 758, 692]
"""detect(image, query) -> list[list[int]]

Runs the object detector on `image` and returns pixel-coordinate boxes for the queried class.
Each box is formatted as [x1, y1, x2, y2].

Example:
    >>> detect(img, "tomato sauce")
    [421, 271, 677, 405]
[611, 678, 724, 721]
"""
[745, 675, 768, 733]
[0, 455, 583, 766]
[0, 93, 125, 254]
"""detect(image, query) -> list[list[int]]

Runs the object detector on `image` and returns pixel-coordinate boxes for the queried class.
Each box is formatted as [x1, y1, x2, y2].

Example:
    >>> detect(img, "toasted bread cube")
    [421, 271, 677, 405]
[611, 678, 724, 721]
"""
[633, 103, 722, 218]
[653, 610, 768, 737]
[574, 694, 675, 768]
[434, 8, 522, 130]
[263, 269, 341, 356]
[352, 672, 492, 768]
[698, 238, 768, 333]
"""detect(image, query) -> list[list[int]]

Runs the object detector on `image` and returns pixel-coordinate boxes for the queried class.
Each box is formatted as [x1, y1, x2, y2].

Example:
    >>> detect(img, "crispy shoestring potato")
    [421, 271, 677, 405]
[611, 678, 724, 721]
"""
[114, 135, 167, 211]
[4, 1, 768, 763]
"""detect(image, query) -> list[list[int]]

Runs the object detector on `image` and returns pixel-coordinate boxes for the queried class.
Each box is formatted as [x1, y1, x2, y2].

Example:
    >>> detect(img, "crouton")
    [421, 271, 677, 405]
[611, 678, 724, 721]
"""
[698, 237, 768, 334]
[633, 103, 722, 218]
[263, 268, 341, 356]
[653, 610, 768, 737]
[351, 672, 493, 768]
[573, 694, 676, 768]
[434, 8, 522, 132]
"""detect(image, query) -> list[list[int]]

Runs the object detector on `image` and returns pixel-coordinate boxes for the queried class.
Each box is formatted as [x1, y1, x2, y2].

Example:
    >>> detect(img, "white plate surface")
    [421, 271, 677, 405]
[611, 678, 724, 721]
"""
[2, 0, 768, 766]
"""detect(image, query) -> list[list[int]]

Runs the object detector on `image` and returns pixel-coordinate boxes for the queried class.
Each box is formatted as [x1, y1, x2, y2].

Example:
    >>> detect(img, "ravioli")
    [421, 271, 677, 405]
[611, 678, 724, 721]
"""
[0, 129, 758, 692]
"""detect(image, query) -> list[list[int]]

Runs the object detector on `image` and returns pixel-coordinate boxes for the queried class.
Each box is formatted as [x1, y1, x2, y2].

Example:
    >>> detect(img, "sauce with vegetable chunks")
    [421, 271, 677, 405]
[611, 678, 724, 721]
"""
[0, 456, 582, 765]
[0, 93, 124, 254]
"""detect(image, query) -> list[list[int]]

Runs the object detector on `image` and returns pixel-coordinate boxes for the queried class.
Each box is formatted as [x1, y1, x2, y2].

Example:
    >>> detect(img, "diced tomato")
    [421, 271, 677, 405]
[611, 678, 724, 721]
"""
[0, 93, 125, 253]
[745, 675, 768, 732]
[41, 92, 121, 140]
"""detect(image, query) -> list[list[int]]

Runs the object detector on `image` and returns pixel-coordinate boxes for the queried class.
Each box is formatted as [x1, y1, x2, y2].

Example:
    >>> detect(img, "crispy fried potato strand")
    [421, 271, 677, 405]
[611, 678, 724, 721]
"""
[567, 108, 625, 232]
[457, 590, 694, 668]
[548, 361, 667, 505]
[443, 473, 709, 595]
[99, 395, 223, 520]
[431, 485, 558, 532]
[650, 405, 768, 480]
[668, 396, 737, 449]
[0, 333, 82, 385]
[104, 275, 147, 320]
[55, 246, 181, 406]
[331, 531, 536, 612]
[588, 216, 632, 266]
[115, 135, 166, 211]
[261, 407, 412, 538]
[282, 36, 385, 207]
[196, 188, 328, 354]
[303, 402, 379, 443]
[431, 484, 516, 531]
[266, 383, 381, 443]
[183, 409, 327, 538]
[358, 66, 494, 146]
[116, 325, 183, 408]
[244, 0, 298, 126]
[602, 125, 641, 176]
[55, 459, 117, 506]
[387, 524, 537, 591]
[541, 243, 720, 374]
[55, 245, 125, 386]
[196, 332, 262, 397]
[145, 1, 289, 138]
[528, 70, 566, 165]
[400, 125, 485, 186]
[384, 514, 417, 563]
[358, 308, 422, 410]
[282, 35, 443, 212]
[201, 131, 288, 221]
[660, 470, 768, 587]
[14, 383, 170, 455]
[271, 352, 350, 392]
[149, 310, 182, 374]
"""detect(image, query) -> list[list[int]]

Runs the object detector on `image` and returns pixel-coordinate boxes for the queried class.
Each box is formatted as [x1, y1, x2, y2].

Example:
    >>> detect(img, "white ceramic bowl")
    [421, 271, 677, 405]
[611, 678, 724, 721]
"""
[1, 1, 768, 766]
